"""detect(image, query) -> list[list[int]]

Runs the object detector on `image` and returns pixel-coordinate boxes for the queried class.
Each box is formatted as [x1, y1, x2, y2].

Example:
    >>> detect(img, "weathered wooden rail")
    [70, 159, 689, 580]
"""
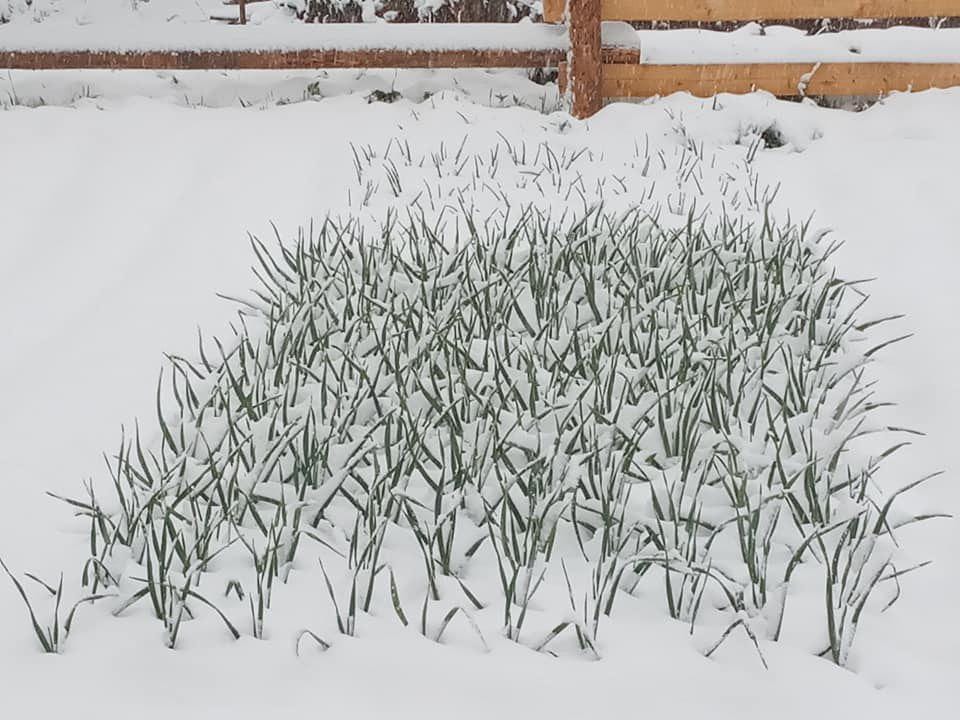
[1, 0, 960, 118]
[592, 0, 959, 20]
[0, 48, 568, 71]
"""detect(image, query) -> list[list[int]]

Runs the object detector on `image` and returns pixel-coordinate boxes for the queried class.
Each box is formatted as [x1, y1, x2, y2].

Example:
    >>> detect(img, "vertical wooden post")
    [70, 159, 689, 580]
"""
[239, 0, 247, 25]
[567, 0, 602, 118]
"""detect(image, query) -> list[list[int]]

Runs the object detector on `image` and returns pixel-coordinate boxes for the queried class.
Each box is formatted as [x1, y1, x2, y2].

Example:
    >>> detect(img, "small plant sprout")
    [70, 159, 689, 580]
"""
[0, 557, 113, 653]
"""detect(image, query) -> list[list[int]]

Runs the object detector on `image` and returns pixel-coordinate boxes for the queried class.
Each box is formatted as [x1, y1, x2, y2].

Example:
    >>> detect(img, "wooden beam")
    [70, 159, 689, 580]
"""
[0, 47, 640, 72]
[603, 47, 643, 63]
[568, 0, 604, 118]
[601, 62, 960, 97]
[597, 0, 960, 21]
[0, 48, 567, 70]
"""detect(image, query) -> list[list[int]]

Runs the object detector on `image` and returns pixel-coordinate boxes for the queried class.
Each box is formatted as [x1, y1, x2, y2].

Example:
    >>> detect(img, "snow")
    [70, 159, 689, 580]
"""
[0, 19, 645, 54]
[1, 2, 959, 715]
[1, 66, 563, 110]
[0, 20, 572, 52]
[753, 94, 960, 703]
[639, 24, 960, 64]
[1, 82, 958, 717]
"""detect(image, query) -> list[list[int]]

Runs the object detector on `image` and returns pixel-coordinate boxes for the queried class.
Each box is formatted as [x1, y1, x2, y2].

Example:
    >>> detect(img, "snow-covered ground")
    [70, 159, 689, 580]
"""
[0, 80, 957, 717]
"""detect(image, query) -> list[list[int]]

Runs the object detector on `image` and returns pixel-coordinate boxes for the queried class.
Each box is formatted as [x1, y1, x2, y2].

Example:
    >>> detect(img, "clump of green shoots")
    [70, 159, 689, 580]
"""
[8, 136, 936, 670]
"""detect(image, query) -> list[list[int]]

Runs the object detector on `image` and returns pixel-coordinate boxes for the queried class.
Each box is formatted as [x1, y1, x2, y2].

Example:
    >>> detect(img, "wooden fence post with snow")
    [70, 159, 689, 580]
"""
[546, 0, 602, 118]
[568, 0, 602, 118]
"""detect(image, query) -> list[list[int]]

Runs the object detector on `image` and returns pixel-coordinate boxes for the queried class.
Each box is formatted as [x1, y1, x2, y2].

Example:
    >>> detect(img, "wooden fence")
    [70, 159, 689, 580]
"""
[2, 0, 960, 117]
[547, 0, 960, 115]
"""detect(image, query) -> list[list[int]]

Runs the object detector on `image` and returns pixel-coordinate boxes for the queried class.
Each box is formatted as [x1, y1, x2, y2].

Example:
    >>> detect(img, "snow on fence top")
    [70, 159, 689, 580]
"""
[0, 19, 639, 54]
[638, 25, 960, 64]
[5, 19, 958, 63]
[0, 21, 579, 54]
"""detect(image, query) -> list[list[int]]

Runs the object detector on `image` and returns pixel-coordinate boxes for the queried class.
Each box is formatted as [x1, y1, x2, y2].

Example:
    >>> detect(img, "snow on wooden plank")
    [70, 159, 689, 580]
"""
[0, 21, 579, 54]
[637, 26, 960, 63]
[600, 61, 960, 96]
[0, 20, 642, 71]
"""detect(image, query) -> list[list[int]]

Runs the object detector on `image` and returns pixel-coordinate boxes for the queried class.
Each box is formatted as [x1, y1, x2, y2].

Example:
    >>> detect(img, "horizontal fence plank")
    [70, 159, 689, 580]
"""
[547, 0, 960, 22]
[0, 48, 564, 70]
[600, 61, 960, 96]
[0, 47, 639, 71]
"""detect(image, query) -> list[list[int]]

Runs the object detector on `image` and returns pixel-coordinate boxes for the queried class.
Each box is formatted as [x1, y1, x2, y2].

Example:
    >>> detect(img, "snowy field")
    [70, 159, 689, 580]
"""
[1, 67, 959, 718]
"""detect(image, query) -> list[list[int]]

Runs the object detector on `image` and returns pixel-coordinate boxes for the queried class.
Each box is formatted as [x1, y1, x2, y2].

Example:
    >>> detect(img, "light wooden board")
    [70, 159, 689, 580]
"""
[545, 0, 960, 22]
[543, 0, 567, 22]
[599, 61, 960, 97]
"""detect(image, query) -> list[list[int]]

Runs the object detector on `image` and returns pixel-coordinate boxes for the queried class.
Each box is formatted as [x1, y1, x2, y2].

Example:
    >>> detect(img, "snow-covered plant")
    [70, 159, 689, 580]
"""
[1, 0, 57, 23]
[288, 0, 538, 23]
[0, 555, 112, 653]
[27, 191, 931, 668]
[1, 127, 934, 670]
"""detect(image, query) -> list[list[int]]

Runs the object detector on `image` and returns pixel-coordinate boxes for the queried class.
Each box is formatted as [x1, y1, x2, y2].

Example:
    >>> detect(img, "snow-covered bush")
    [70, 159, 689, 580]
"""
[0, 0, 57, 23]
[0, 0, 539, 28]
[289, 0, 538, 23]
[0, 0, 211, 25]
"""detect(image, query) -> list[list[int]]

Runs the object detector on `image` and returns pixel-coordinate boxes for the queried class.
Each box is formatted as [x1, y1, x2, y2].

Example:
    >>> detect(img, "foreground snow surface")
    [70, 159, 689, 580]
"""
[1, 88, 958, 718]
